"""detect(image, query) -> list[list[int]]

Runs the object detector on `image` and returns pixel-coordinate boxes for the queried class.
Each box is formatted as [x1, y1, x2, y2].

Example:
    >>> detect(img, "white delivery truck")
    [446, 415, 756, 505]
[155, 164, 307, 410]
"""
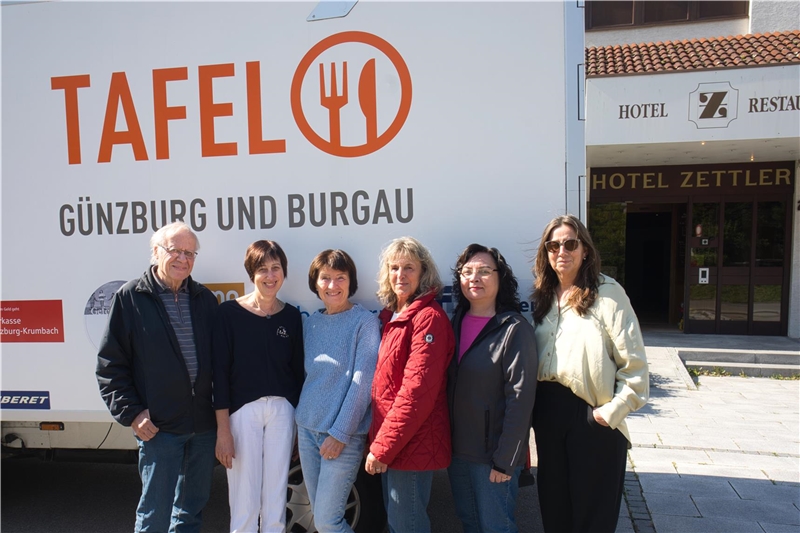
[1, 1, 585, 530]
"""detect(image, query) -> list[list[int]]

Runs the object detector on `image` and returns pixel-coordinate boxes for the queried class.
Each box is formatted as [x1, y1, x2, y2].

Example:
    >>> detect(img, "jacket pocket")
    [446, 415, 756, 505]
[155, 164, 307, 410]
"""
[586, 404, 608, 430]
[587, 404, 598, 427]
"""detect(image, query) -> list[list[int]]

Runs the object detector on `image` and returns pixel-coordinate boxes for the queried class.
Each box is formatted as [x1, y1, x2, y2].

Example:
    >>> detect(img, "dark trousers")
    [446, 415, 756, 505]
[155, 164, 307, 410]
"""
[532, 381, 628, 533]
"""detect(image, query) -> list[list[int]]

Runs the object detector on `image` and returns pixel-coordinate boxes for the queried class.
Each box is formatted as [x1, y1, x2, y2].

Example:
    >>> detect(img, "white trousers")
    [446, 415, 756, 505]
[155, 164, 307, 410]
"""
[227, 396, 295, 533]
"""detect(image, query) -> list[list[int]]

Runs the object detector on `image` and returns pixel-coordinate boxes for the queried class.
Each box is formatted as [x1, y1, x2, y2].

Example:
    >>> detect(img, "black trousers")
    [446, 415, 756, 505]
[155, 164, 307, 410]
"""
[532, 381, 628, 533]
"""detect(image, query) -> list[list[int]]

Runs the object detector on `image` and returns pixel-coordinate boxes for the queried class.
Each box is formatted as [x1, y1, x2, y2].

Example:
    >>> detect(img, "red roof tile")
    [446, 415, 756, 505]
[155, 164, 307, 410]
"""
[586, 30, 800, 77]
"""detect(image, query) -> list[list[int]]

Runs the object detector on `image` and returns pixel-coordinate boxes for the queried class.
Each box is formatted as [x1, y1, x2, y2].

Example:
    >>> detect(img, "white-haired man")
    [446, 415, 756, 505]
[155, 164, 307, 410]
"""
[97, 221, 218, 533]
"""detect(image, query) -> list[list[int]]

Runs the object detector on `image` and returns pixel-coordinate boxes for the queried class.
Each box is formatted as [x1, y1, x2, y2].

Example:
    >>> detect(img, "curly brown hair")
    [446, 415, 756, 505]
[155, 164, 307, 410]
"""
[451, 244, 521, 314]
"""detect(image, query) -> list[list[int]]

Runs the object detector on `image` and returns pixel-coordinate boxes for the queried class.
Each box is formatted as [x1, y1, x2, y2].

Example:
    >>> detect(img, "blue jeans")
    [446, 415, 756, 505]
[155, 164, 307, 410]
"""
[297, 427, 366, 533]
[381, 468, 434, 533]
[135, 429, 216, 533]
[448, 456, 522, 533]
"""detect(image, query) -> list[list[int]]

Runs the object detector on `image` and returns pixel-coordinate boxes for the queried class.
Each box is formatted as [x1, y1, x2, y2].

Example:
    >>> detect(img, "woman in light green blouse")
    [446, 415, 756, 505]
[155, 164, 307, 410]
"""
[531, 214, 649, 533]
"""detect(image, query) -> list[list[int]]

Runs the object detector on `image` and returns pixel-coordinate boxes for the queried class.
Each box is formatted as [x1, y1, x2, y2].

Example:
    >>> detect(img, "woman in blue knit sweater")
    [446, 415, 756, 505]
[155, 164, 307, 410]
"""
[295, 249, 381, 533]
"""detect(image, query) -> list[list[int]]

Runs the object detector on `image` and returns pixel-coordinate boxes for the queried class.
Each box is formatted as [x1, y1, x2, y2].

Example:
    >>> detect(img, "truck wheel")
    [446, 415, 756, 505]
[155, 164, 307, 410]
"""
[286, 458, 386, 533]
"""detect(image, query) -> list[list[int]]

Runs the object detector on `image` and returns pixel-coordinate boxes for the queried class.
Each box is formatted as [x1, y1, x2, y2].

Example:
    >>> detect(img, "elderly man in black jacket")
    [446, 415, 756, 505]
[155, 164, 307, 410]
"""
[97, 221, 218, 533]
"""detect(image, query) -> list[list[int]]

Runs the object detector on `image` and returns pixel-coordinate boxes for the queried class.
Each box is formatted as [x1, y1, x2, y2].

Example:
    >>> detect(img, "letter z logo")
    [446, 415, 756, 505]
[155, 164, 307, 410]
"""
[688, 82, 738, 129]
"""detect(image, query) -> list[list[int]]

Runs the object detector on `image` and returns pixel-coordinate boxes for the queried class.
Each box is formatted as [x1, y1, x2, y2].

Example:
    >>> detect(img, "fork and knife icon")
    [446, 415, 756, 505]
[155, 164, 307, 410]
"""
[319, 59, 378, 147]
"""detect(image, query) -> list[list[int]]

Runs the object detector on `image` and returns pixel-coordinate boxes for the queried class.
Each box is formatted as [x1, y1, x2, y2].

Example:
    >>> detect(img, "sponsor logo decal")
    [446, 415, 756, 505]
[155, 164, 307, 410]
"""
[84, 281, 125, 349]
[204, 283, 245, 305]
[1, 300, 65, 343]
[0, 391, 51, 409]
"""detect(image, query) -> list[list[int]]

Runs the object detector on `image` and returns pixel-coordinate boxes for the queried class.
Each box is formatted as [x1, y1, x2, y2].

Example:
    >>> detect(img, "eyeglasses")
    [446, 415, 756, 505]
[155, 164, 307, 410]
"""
[459, 267, 498, 279]
[159, 245, 198, 260]
[544, 239, 581, 253]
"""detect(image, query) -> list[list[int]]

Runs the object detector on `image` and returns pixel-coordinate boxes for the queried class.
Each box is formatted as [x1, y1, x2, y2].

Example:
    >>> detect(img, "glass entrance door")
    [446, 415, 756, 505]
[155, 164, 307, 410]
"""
[685, 198, 789, 335]
[718, 202, 752, 333]
[686, 202, 719, 333]
[751, 201, 788, 335]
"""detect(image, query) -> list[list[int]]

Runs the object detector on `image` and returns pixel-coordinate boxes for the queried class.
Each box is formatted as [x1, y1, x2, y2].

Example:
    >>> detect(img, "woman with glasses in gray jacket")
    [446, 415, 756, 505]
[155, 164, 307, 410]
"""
[446, 243, 538, 533]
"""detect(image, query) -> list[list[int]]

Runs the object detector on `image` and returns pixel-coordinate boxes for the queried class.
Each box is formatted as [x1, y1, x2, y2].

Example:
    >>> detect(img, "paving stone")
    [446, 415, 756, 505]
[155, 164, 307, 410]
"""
[734, 438, 800, 455]
[714, 419, 788, 429]
[627, 460, 681, 474]
[693, 497, 800, 525]
[706, 450, 797, 470]
[642, 492, 700, 517]
[764, 468, 800, 484]
[759, 521, 800, 533]
[631, 447, 712, 464]
[627, 500, 648, 509]
[638, 473, 738, 498]
[658, 434, 739, 450]
[672, 408, 736, 419]
[650, 513, 764, 533]
[729, 478, 800, 505]
[628, 432, 663, 446]
[675, 462, 771, 480]
[758, 428, 800, 440]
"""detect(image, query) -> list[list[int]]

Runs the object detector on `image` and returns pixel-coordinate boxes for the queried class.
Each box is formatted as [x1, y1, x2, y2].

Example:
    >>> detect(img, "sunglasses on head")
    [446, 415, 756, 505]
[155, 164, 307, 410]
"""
[544, 238, 581, 253]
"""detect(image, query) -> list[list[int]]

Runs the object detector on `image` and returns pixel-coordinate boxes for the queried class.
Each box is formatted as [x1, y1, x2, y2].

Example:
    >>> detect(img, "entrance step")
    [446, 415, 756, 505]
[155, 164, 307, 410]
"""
[679, 348, 800, 377]
[641, 328, 800, 378]
[683, 360, 800, 377]
[678, 348, 800, 365]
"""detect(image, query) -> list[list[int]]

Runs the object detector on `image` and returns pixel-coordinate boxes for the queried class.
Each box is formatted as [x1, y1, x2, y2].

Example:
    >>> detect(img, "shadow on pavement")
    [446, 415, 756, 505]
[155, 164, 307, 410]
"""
[634, 470, 800, 532]
[0, 457, 544, 533]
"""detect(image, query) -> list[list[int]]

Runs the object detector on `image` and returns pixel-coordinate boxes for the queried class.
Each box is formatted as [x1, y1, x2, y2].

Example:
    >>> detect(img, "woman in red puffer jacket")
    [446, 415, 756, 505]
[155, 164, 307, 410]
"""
[365, 236, 455, 533]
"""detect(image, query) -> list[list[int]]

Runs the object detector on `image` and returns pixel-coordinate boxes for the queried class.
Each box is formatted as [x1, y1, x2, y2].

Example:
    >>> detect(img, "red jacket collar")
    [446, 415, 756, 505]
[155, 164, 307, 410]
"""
[379, 291, 438, 325]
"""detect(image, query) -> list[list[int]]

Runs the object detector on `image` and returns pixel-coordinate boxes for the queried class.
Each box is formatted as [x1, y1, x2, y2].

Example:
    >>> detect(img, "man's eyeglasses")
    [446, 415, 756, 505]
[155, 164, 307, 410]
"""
[544, 239, 581, 253]
[459, 267, 498, 279]
[159, 245, 198, 260]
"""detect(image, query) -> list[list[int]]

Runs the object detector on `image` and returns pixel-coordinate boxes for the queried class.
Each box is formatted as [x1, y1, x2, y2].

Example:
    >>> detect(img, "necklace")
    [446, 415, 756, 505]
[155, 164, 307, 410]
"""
[252, 296, 282, 318]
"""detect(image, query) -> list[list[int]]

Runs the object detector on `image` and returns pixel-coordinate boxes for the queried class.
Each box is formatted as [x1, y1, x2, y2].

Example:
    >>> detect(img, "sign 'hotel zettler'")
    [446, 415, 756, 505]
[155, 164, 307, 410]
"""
[590, 161, 795, 201]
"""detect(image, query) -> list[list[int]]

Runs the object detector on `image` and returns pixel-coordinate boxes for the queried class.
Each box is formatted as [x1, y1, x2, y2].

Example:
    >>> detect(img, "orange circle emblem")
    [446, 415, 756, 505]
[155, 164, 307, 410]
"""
[291, 31, 412, 158]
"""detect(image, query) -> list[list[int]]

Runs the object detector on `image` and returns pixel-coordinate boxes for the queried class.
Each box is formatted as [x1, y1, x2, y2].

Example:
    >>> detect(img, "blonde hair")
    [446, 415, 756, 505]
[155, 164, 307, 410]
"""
[376, 236, 443, 311]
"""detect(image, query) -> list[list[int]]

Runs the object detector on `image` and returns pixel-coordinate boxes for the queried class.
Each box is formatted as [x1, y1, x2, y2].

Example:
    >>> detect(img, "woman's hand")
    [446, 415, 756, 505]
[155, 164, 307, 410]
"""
[592, 408, 610, 427]
[489, 468, 512, 483]
[215, 428, 235, 469]
[365, 452, 388, 475]
[319, 435, 345, 460]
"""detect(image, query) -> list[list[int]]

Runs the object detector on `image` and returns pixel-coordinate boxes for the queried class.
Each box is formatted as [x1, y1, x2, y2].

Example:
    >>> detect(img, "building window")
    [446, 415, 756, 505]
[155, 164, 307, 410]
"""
[585, 1, 748, 30]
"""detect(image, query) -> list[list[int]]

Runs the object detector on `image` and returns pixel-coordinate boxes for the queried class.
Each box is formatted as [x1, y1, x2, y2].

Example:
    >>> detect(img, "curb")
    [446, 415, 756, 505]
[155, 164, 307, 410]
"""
[624, 454, 656, 533]
[667, 347, 698, 390]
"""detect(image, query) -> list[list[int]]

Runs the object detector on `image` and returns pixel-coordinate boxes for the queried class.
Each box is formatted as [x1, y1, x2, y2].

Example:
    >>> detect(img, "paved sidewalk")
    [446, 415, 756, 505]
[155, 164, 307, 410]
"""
[624, 341, 800, 532]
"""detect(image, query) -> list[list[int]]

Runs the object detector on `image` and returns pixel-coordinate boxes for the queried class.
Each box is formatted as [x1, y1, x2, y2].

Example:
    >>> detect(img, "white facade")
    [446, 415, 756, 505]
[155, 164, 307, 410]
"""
[792, 164, 800, 338]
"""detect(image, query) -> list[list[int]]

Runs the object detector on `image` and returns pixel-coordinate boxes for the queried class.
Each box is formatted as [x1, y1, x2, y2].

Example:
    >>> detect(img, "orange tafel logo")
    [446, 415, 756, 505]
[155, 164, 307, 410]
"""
[291, 31, 412, 158]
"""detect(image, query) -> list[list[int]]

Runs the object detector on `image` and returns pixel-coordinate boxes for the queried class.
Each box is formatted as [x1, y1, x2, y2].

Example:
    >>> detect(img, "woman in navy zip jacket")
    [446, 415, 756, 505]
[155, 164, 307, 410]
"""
[446, 244, 538, 533]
